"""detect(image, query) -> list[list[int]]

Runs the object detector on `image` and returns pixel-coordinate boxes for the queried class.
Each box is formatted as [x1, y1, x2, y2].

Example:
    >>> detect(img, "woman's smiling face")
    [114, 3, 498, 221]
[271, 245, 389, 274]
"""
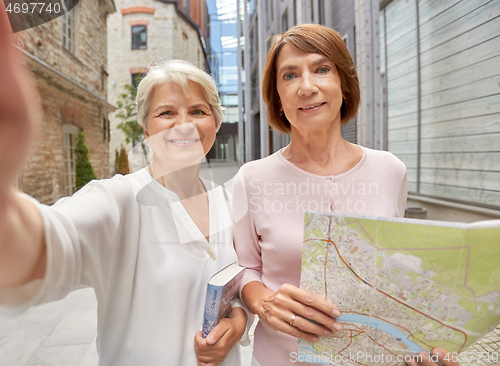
[144, 81, 216, 167]
[276, 44, 343, 134]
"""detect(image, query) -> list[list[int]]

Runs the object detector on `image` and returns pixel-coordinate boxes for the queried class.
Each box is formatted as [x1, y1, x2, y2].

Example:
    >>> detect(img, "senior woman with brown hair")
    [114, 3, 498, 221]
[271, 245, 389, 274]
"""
[232, 24, 459, 366]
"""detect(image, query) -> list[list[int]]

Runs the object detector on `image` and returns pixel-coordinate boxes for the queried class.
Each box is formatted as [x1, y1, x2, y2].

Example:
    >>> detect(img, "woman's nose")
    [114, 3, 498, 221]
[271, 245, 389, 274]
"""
[174, 119, 196, 134]
[299, 72, 318, 96]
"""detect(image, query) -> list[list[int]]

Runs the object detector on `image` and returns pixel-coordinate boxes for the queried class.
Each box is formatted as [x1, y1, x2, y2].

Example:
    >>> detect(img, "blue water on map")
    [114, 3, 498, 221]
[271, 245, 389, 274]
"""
[337, 313, 425, 354]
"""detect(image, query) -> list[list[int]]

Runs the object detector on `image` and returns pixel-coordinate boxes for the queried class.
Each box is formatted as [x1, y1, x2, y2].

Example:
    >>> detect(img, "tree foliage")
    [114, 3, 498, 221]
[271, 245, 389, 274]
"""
[75, 131, 97, 190]
[117, 145, 130, 175]
[115, 79, 149, 164]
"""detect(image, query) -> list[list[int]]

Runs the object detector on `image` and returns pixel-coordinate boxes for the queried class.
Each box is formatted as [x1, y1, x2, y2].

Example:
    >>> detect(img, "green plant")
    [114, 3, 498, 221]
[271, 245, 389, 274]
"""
[114, 149, 120, 169]
[75, 131, 97, 190]
[115, 78, 149, 164]
[117, 145, 130, 175]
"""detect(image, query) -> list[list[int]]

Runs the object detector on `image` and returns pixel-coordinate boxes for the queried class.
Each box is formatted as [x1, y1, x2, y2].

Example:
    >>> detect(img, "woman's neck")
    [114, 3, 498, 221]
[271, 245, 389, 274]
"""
[282, 126, 362, 176]
[148, 162, 204, 199]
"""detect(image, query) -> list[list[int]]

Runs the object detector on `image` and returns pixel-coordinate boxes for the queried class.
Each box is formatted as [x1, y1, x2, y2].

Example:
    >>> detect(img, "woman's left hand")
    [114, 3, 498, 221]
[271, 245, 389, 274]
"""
[407, 348, 460, 366]
[194, 307, 247, 366]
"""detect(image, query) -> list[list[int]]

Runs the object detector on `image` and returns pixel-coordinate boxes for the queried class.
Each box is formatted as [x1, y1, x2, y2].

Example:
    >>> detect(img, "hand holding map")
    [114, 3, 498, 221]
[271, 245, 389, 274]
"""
[241, 281, 342, 343]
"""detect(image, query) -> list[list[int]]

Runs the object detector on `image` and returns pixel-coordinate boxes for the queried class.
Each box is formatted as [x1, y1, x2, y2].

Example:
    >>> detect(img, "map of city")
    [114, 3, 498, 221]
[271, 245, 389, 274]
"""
[299, 211, 500, 365]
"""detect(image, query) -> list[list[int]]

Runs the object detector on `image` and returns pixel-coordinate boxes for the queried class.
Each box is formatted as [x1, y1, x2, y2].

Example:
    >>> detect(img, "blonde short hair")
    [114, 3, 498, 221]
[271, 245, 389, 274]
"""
[136, 60, 223, 131]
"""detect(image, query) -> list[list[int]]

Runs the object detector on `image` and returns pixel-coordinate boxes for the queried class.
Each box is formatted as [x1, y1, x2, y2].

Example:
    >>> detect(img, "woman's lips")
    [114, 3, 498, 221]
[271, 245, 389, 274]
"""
[167, 138, 201, 147]
[298, 102, 326, 112]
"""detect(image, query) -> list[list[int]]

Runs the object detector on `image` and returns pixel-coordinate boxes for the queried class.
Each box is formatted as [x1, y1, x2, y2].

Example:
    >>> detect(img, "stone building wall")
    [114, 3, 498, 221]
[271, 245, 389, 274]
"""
[107, 0, 207, 173]
[15, 0, 116, 204]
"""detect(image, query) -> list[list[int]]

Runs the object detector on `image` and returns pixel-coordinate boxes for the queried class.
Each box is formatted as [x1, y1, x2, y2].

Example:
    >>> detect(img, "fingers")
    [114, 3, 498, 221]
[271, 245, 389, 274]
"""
[406, 349, 460, 366]
[194, 318, 241, 366]
[286, 284, 341, 318]
[280, 284, 341, 331]
[430, 349, 460, 366]
[260, 284, 342, 342]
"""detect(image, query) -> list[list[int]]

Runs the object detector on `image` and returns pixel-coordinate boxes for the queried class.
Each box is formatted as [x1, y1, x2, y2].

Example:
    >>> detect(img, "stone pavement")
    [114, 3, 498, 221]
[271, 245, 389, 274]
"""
[460, 327, 500, 366]
[0, 288, 255, 366]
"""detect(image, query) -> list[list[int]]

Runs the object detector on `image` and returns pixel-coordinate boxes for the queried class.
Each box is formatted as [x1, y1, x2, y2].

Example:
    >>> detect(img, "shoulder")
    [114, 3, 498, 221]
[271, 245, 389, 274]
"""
[52, 171, 140, 210]
[361, 146, 406, 175]
[236, 151, 283, 181]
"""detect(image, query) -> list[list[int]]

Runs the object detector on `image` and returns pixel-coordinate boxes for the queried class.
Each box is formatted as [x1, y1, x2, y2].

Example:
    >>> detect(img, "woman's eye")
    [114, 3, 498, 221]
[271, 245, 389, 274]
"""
[283, 73, 295, 80]
[317, 66, 330, 74]
[159, 111, 173, 116]
[193, 109, 207, 116]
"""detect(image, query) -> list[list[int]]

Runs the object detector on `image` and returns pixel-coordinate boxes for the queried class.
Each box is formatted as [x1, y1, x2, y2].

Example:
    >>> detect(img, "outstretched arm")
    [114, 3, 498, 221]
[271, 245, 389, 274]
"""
[0, 3, 47, 288]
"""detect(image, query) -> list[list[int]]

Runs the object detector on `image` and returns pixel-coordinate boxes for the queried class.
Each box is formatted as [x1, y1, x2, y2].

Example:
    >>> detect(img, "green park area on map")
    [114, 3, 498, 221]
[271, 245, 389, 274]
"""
[299, 211, 500, 365]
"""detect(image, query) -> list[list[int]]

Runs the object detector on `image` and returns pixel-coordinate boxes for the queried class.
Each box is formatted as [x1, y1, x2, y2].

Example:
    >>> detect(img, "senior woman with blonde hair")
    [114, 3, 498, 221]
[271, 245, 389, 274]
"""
[233, 24, 459, 366]
[0, 42, 248, 366]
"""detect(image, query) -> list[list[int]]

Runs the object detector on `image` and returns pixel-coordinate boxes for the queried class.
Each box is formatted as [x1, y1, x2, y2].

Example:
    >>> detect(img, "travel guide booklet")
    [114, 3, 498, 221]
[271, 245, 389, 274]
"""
[299, 211, 500, 365]
[202, 262, 245, 338]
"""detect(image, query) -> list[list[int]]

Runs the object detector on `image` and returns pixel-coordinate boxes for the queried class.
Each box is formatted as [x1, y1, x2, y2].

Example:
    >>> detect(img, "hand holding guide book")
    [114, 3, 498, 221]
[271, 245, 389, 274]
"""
[202, 262, 245, 338]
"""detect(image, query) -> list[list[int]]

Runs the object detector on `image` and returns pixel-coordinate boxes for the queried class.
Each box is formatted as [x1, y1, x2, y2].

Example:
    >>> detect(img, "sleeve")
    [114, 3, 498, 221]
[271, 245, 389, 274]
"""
[396, 166, 408, 218]
[231, 169, 264, 294]
[231, 297, 255, 346]
[0, 177, 136, 317]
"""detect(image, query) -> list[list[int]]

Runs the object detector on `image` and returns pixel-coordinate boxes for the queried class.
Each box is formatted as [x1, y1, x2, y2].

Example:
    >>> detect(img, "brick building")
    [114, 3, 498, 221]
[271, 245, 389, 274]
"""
[15, 0, 117, 204]
[107, 0, 209, 173]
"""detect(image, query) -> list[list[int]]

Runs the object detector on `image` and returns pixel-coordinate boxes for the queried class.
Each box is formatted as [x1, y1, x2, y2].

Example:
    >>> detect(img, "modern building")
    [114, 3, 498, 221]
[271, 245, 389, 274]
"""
[380, 0, 500, 221]
[15, 0, 116, 204]
[207, 0, 239, 162]
[239, 0, 500, 221]
[107, 0, 209, 172]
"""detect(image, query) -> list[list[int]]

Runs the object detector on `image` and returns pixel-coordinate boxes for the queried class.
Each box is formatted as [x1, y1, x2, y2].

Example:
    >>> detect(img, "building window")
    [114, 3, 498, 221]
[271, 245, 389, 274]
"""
[62, 125, 79, 196]
[132, 25, 147, 50]
[282, 9, 288, 32]
[184, 0, 190, 14]
[103, 118, 110, 142]
[101, 69, 108, 93]
[62, 8, 76, 53]
[131, 73, 142, 90]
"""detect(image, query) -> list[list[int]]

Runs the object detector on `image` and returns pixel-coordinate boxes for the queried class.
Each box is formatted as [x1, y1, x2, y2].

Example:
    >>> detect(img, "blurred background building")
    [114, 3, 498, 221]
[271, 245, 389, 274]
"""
[15, 0, 116, 204]
[206, 0, 239, 162]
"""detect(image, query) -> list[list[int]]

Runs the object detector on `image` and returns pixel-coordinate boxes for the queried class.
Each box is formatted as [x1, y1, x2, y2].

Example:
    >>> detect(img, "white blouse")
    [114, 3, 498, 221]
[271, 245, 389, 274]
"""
[0, 169, 245, 366]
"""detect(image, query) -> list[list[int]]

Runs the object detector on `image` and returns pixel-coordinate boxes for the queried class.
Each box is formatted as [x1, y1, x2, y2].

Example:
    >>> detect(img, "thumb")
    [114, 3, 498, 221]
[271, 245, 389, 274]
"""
[206, 324, 228, 345]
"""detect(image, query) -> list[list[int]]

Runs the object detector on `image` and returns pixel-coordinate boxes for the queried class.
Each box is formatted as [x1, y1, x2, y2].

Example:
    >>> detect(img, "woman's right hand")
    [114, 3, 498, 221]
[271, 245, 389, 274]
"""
[0, 3, 46, 289]
[242, 281, 342, 342]
[0, 4, 38, 195]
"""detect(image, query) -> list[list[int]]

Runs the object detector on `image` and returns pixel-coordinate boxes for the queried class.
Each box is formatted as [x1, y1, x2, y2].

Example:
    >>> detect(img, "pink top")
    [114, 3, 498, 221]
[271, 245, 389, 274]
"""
[233, 146, 407, 366]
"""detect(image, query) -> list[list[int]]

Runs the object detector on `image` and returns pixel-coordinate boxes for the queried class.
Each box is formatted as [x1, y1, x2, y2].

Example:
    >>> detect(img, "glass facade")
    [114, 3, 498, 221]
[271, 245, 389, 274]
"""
[207, 0, 239, 161]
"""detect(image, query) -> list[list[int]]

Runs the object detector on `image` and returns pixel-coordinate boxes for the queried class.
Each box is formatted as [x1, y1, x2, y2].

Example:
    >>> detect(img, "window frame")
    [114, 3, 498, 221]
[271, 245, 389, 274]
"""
[131, 25, 147, 50]
[62, 124, 79, 196]
[62, 7, 76, 53]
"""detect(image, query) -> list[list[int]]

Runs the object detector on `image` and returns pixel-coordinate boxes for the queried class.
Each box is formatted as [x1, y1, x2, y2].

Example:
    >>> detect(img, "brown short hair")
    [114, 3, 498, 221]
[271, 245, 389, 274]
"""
[262, 24, 360, 134]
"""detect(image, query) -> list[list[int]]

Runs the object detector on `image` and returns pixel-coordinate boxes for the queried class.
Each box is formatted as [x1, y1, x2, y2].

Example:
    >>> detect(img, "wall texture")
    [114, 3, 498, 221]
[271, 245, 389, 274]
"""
[15, 0, 116, 204]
